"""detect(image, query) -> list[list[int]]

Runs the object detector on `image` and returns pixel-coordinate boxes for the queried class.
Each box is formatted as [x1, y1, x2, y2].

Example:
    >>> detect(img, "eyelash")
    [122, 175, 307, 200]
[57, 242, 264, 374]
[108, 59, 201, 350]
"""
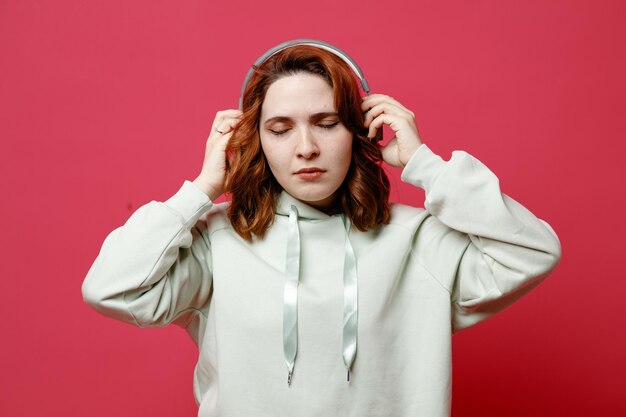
[269, 122, 340, 136]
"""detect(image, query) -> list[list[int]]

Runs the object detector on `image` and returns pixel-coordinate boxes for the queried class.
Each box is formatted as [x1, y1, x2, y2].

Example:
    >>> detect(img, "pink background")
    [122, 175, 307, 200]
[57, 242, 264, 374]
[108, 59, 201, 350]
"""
[1, 0, 624, 415]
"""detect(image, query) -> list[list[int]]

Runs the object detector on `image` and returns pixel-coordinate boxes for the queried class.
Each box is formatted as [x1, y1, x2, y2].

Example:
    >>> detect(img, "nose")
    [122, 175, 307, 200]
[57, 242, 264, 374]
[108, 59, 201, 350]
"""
[295, 127, 320, 159]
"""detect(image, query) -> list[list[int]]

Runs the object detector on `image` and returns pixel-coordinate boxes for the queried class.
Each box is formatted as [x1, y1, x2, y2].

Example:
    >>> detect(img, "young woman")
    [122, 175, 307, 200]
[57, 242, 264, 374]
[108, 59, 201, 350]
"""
[82, 40, 561, 417]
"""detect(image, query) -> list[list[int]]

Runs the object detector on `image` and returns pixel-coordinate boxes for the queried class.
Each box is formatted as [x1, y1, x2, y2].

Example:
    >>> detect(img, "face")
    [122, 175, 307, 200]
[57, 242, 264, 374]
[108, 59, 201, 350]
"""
[259, 72, 353, 211]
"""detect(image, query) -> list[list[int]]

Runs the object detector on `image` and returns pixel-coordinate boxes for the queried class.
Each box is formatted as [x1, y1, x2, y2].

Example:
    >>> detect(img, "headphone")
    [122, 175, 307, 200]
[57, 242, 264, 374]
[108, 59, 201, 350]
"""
[239, 38, 371, 109]
[238, 39, 380, 141]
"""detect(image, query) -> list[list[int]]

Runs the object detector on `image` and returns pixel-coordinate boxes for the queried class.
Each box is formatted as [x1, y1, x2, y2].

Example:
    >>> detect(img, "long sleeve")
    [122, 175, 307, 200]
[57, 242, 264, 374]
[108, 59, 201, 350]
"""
[81, 180, 214, 328]
[401, 143, 562, 333]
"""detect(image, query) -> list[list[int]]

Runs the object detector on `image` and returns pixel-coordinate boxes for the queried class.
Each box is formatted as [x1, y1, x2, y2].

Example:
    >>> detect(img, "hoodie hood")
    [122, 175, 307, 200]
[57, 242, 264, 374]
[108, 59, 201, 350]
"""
[275, 190, 335, 220]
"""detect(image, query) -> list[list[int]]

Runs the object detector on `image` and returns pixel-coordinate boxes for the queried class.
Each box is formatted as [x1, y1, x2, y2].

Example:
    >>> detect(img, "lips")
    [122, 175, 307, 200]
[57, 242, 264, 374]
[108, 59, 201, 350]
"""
[294, 167, 326, 180]
[295, 167, 326, 174]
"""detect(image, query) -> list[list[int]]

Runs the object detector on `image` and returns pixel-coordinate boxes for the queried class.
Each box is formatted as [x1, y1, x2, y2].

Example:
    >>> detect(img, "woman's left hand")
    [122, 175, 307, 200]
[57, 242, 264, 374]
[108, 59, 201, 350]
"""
[362, 94, 423, 167]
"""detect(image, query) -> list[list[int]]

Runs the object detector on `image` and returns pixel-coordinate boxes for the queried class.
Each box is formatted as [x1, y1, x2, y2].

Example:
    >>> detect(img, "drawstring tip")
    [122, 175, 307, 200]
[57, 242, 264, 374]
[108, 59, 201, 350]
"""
[287, 371, 293, 386]
[347, 368, 351, 383]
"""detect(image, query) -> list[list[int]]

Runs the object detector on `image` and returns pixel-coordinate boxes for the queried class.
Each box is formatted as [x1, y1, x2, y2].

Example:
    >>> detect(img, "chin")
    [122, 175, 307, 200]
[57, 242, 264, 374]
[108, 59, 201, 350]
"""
[294, 190, 338, 211]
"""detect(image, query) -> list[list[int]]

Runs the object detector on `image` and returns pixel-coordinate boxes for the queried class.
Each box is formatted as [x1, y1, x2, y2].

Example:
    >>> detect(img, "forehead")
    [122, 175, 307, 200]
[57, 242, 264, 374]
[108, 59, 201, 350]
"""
[260, 73, 335, 120]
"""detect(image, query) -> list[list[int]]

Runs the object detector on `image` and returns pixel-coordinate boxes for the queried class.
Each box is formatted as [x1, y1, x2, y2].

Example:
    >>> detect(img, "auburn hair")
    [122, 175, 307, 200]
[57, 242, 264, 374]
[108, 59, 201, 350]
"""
[224, 45, 391, 240]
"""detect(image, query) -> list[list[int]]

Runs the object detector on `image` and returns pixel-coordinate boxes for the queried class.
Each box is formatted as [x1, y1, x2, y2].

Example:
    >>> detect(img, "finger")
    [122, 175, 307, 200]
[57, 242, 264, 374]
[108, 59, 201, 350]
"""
[380, 137, 403, 167]
[210, 109, 243, 130]
[215, 118, 239, 134]
[367, 113, 392, 139]
[367, 111, 411, 139]
[362, 100, 414, 128]
[362, 94, 405, 109]
[212, 125, 237, 140]
[362, 94, 414, 117]
[212, 109, 242, 123]
[214, 109, 243, 117]
[363, 102, 412, 127]
[362, 94, 395, 111]
[207, 127, 235, 149]
[212, 112, 244, 135]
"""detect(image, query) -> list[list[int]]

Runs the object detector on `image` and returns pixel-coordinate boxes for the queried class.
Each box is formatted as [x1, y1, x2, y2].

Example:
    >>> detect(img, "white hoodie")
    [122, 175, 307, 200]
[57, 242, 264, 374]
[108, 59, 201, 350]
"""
[82, 143, 561, 417]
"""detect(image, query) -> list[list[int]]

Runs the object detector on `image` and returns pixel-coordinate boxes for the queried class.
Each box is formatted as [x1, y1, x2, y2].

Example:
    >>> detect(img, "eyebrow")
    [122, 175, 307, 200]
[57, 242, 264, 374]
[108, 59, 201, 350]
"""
[263, 112, 339, 126]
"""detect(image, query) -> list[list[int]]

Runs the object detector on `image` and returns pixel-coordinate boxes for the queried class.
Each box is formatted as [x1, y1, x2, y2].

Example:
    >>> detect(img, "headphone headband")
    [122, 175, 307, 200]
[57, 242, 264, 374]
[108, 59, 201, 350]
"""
[238, 39, 371, 109]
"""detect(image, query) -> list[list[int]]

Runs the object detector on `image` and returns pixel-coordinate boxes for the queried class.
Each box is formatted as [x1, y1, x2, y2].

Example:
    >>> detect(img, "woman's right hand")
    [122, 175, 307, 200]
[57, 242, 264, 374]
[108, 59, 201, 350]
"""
[193, 109, 243, 200]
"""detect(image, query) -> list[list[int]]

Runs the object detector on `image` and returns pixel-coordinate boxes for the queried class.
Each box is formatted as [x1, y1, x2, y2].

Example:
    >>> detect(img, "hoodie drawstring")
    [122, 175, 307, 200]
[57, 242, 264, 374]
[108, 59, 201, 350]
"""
[341, 214, 358, 382]
[283, 205, 300, 386]
[283, 205, 358, 386]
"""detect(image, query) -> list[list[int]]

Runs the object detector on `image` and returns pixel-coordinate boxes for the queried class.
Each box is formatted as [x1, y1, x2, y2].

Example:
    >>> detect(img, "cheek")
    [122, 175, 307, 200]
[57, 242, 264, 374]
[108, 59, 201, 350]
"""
[334, 136, 353, 168]
[260, 139, 289, 174]
[259, 136, 275, 163]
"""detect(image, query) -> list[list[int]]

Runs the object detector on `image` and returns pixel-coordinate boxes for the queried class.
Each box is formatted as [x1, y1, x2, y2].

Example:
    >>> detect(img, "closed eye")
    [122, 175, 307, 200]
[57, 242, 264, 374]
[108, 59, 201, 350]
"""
[269, 129, 290, 136]
[319, 121, 340, 129]
[268, 121, 339, 136]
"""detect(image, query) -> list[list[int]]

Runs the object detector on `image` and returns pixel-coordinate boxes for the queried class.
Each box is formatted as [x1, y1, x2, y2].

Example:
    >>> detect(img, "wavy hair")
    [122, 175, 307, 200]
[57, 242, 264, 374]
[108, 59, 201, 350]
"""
[224, 45, 390, 240]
